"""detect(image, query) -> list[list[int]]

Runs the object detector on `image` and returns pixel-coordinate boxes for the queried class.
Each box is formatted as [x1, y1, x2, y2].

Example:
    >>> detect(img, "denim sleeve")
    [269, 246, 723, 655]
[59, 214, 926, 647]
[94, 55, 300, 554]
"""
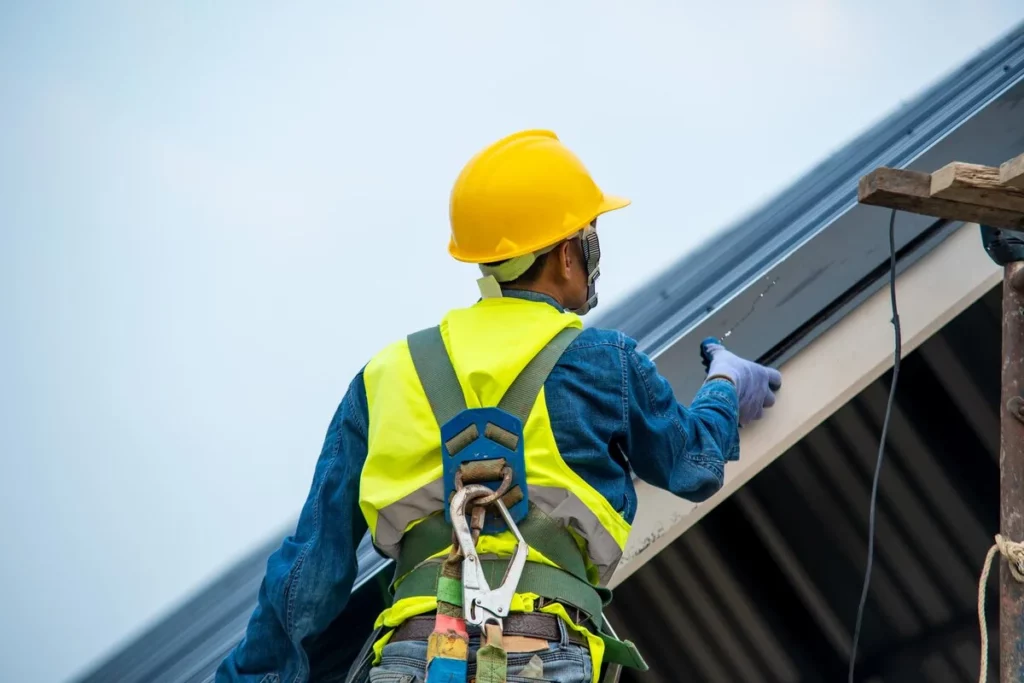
[216, 370, 370, 682]
[622, 335, 741, 502]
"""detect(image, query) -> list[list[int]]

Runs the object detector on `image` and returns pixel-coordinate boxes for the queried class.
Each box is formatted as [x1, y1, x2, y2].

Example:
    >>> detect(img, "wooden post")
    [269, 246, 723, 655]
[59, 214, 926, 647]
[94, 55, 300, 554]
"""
[856, 151, 1024, 681]
[1001, 262, 1024, 683]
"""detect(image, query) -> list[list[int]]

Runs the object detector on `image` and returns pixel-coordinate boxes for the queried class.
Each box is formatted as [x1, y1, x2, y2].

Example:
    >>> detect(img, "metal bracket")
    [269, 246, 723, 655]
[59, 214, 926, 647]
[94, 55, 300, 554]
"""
[1008, 396, 1024, 425]
[980, 225, 1024, 267]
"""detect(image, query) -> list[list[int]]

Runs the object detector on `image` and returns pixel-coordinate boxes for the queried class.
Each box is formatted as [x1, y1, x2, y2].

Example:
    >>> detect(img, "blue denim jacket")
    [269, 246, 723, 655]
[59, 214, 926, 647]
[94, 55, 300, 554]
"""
[217, 290, 740, 683]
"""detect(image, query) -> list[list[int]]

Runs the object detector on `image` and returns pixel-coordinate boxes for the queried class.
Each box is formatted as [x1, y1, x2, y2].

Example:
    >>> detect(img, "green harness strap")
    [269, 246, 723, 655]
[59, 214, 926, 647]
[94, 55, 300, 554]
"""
[407, 325, 467, 427]
[393, 504, 601, 598]
[407, 324, 583, 426]
[476, 633, 507, 683]
[396, 558, 602, 619]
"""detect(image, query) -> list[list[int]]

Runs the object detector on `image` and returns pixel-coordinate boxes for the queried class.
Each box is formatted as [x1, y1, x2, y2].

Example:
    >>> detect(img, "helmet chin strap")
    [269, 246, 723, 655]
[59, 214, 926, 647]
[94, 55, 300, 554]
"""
[570, 225, 601, 316]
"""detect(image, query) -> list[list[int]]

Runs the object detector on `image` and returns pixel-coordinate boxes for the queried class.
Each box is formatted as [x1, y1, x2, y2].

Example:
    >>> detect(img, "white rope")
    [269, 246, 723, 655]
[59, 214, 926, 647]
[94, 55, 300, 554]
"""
[978, 534, 1024, 683]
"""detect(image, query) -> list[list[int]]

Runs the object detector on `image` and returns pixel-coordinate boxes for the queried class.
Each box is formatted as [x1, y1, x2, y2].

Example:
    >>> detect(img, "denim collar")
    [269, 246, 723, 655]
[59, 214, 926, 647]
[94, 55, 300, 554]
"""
[479, 288, 565, 313]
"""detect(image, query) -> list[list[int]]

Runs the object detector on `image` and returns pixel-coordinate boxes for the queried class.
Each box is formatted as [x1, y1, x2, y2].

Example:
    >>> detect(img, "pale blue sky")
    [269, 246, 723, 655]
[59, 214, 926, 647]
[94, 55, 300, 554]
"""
[2, 2, 1022, 681]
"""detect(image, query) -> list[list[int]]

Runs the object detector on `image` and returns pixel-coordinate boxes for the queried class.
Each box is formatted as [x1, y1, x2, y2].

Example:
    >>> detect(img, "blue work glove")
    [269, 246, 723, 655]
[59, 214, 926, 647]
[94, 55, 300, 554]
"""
[700, 337, 782, 425]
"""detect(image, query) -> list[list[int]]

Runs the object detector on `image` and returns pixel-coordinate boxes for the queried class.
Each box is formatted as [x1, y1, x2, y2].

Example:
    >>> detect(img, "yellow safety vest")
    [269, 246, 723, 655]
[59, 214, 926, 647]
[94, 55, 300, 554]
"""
[358, 296, 644, 680]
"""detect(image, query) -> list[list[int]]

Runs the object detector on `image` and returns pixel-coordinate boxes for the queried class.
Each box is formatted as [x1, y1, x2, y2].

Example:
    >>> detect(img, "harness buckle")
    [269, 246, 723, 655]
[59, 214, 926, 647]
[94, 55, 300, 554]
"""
[450, 484, 529, 628]
[441, 407, 530, 534]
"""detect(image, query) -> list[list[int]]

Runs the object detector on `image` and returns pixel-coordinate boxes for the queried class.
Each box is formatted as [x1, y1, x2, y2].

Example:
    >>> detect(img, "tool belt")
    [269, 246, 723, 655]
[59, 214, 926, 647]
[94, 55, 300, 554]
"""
[392, 612, 587, 647]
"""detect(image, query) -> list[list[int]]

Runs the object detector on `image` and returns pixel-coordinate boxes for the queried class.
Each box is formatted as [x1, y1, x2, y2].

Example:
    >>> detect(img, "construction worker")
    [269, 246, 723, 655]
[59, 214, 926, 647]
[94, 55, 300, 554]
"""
[216, 129, 781, 683]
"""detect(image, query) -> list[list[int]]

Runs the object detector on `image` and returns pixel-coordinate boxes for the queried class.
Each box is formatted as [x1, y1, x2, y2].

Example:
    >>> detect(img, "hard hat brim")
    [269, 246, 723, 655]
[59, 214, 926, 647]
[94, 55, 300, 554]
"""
[449, 193, 631, 264]
[599, 194, 631, 214]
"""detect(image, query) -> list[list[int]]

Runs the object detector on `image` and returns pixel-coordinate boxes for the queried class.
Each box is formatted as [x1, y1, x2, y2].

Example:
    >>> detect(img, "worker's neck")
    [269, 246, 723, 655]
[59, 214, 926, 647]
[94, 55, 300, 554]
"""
[501, 284, 567, 310]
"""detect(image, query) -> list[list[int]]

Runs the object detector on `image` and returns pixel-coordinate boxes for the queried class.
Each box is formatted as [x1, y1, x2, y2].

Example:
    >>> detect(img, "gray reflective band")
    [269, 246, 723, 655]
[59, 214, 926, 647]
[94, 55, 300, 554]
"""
[406, 324, 582, 427]
[374, 478, 445, 559]
[529, 484, 624, 585]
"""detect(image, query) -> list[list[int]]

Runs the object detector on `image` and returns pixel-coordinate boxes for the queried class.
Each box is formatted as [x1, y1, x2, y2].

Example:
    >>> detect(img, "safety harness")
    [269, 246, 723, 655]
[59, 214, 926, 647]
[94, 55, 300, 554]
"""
[344, 325, 647, 683]
[346, 325, 646, 683]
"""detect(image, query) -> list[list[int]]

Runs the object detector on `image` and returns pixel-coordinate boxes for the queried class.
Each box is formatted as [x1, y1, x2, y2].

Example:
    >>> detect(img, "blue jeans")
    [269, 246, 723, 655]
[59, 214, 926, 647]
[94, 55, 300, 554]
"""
[367, 618, 592, 683]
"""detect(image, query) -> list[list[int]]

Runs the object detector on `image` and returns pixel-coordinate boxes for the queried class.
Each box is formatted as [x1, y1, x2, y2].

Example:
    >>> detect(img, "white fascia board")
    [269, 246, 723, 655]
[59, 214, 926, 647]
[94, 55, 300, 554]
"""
[610, 222, 1001, 588]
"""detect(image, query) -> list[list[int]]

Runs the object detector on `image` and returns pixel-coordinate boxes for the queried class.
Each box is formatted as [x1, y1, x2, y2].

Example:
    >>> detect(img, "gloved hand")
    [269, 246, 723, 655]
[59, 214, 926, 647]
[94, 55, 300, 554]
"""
[700, 337, 782, 425]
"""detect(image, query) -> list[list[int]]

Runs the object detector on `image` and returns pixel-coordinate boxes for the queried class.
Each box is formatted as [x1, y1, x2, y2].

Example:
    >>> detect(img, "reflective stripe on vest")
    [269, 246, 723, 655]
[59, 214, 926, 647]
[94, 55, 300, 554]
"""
[359, 296, 632, 585]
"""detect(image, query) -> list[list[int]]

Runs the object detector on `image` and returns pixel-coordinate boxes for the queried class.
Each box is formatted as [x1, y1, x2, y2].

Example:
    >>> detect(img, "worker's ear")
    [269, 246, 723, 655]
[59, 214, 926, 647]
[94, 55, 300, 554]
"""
[558, 240, 574, 279]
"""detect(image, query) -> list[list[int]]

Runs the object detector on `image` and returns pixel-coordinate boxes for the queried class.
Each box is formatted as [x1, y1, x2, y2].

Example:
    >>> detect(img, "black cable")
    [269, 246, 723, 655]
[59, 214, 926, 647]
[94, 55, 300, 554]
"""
[848, 208, 902, 683]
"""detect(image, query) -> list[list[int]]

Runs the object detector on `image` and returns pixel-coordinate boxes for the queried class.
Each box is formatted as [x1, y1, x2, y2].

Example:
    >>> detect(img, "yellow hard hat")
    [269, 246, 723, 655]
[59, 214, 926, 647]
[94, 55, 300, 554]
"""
[448, 129, 630, 263]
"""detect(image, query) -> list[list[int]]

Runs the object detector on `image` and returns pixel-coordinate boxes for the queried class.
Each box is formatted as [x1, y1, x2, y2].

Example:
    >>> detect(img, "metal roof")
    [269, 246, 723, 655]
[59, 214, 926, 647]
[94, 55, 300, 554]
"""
[73, 20, 1024, 683]
[597, 23, 1024, 365]
[609, 286, 1003, 682]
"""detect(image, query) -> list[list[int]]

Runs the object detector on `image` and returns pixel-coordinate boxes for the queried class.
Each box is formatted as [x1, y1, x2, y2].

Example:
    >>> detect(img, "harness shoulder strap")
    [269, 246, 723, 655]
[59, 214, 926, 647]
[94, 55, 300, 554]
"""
[407, 326, 466, 426]
[408, 323, 583, 426]
[497, 326, 582, 424]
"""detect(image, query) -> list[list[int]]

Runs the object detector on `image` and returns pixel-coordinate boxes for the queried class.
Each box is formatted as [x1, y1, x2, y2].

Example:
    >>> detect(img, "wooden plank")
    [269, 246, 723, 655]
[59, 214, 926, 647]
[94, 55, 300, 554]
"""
[1002, 152, 1024, 189]
[858, 167, 1024, 230]
[930, 161, 1024, 213]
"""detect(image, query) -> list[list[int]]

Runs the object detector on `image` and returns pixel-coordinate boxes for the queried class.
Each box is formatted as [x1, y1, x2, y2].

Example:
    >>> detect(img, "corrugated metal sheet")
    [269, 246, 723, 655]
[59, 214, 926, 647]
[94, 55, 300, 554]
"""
[72, 21, 1024, 683]
[609, 286, 1003, 682]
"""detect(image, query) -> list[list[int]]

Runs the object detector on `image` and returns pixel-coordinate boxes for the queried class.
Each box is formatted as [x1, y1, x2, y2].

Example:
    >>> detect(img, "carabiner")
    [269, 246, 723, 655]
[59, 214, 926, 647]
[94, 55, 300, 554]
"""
[449, 483, 529, 627]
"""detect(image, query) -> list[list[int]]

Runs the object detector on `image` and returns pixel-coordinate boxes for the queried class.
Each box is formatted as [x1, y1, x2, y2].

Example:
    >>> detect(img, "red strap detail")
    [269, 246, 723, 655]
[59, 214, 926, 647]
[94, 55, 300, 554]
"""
[434, 613, 468, 638]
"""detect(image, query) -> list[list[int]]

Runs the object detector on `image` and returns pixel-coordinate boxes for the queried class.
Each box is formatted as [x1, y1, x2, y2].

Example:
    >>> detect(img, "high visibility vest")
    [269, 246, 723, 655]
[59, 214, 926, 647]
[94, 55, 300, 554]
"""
[358, 296, 645, 678]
